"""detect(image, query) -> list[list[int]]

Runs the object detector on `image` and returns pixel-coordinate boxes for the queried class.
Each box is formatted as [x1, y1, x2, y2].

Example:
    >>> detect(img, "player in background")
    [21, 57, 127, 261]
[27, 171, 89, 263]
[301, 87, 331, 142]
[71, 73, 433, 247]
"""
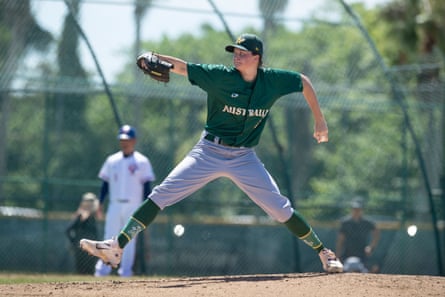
[336, 197, 380, 273]
[81, 33, 343, 273]
[65, 192, 99, 274]
[93, 125, 156, 277]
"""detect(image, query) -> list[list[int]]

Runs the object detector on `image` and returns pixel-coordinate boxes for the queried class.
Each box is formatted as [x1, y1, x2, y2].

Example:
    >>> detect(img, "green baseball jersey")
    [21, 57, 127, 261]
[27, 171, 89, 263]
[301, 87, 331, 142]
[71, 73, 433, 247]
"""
[187, 63, 303, 147]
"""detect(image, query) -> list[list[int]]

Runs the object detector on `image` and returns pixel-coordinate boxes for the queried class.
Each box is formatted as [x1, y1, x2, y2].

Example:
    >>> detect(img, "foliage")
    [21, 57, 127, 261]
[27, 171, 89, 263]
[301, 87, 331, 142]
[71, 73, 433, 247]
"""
[372, 0, 445, 65]
[0, 1, 441, 223]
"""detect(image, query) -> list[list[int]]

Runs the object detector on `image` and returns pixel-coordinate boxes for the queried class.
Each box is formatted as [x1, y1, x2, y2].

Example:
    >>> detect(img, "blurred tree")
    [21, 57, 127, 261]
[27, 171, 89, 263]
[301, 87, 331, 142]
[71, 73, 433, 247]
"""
[259, 0, 288, 35]
[132, 0, 154, 134]
[55, 0, 88, 132]
[44, 0, 97, 208]
[378, 0, 445, 65]
[1, 1, 438, 219]
[0, 0, 52, 202]
[377, 0, 444, 203]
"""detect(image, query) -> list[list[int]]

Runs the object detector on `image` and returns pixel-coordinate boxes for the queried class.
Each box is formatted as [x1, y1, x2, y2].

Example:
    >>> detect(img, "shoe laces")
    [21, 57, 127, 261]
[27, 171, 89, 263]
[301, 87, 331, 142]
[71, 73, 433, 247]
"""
[321, 248, 337, 260]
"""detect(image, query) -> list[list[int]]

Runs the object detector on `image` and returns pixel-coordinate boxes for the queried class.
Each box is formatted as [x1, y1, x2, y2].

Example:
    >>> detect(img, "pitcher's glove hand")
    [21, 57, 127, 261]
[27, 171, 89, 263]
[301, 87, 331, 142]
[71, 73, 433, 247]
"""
[136, 52, 173, 83]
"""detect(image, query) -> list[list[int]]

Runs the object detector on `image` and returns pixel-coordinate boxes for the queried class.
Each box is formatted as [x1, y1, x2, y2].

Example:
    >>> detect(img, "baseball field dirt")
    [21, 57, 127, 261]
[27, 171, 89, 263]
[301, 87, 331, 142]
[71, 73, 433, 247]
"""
[1, 273, 444, 297]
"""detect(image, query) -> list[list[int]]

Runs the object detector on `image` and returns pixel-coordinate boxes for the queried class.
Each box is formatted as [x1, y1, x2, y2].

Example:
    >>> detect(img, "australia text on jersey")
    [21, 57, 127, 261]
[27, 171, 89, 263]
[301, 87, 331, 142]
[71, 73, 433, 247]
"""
[222, 105, 269, 117]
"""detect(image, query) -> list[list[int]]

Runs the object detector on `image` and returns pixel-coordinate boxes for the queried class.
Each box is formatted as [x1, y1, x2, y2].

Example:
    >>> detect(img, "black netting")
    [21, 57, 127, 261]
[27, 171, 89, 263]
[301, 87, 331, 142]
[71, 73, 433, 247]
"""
[0, 0, 443, 276]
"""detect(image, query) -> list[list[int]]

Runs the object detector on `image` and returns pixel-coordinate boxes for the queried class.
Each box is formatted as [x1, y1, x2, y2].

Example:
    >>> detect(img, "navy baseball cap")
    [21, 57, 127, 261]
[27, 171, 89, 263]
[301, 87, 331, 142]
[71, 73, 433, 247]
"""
[118, 125, 136, 140]
[351, 197, 364, 209]
[225, 33, 263, 56]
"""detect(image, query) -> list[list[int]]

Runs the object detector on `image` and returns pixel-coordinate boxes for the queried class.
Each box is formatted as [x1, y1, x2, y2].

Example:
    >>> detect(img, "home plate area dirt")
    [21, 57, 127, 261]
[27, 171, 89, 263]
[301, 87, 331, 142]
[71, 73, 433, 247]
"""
[2, 273, 445, 297]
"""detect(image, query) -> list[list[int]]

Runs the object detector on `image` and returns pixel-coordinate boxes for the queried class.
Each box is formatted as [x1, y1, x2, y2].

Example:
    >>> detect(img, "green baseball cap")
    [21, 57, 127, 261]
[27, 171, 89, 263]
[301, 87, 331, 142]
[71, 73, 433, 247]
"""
[225, 33, 263, 56]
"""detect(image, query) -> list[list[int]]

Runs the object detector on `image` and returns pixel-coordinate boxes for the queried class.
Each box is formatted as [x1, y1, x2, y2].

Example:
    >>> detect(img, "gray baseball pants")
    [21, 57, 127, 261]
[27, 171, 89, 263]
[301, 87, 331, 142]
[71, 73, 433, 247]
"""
[149, 133, 294, 223]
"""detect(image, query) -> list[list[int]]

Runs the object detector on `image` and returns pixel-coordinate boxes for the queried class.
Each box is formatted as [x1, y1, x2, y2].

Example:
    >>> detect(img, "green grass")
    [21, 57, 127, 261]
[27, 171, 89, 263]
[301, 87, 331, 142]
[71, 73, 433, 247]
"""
[0, 273, 152, 285]
[0, 273, 95, 284]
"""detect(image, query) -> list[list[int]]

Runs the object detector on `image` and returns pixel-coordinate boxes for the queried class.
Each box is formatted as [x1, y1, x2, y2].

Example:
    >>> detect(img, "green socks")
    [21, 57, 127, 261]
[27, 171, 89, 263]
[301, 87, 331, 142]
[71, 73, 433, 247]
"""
[284, 212, 324, 253]
[116, 202, 324, 254]
[117, 199, 160, 248]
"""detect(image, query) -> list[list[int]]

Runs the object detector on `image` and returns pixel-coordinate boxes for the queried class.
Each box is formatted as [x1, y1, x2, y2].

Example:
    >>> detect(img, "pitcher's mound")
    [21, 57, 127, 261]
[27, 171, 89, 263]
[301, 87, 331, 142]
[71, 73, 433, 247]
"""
[3, 273, 445, 297]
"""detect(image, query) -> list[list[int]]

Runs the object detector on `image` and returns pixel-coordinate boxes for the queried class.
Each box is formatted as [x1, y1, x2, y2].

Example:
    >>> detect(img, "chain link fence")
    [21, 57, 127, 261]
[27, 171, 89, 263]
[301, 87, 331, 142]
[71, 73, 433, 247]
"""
[0, 0, 444, 276]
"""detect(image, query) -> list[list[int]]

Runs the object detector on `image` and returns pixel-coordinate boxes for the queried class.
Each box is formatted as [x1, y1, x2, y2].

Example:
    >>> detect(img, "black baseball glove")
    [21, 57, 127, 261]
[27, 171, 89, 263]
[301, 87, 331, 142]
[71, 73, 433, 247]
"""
[136, 52, 173, 83]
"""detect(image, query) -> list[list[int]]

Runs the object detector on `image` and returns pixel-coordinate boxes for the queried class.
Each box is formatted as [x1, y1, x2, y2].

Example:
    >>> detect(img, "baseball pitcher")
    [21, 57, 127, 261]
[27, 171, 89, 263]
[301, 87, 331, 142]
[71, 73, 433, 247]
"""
[81, 34, 343, 273]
